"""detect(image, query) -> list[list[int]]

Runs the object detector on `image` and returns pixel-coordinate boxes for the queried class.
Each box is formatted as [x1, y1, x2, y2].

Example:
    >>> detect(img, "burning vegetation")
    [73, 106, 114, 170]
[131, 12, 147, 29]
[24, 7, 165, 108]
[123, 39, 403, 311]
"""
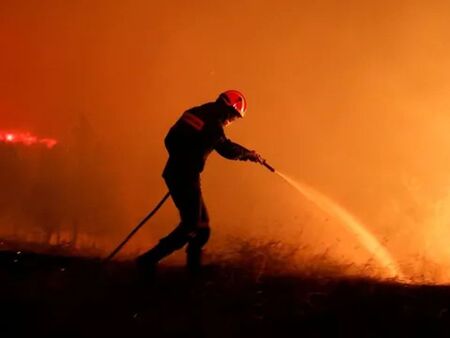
[0, 131, 58, 149]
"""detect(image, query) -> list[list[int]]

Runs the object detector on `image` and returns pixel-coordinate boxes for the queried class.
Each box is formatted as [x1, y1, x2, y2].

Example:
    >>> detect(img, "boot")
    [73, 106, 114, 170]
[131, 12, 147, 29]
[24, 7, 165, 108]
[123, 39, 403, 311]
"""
[186, 247, 203, 274]
[135, 247, 166, 281]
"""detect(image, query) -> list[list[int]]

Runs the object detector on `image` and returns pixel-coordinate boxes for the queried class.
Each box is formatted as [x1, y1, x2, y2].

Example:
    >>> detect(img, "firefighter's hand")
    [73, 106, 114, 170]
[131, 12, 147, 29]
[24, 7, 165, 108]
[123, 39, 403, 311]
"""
[246, 150, 264, 164]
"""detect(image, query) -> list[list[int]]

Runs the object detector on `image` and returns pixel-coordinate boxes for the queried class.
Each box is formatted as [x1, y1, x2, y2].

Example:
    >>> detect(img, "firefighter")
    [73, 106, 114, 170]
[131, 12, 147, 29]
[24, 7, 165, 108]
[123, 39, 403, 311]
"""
[136, 90, 263, 275]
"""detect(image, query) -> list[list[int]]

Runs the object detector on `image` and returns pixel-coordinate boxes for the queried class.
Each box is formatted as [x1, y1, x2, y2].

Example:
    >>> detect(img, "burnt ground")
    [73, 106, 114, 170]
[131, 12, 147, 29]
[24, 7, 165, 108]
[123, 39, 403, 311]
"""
[1, 248, 450, 338]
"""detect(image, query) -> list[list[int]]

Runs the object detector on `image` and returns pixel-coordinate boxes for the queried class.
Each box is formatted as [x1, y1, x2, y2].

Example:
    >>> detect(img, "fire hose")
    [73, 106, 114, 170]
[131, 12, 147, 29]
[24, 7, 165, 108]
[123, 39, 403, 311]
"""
[103, 159, 275, 262]
[103, 192, 171, 263]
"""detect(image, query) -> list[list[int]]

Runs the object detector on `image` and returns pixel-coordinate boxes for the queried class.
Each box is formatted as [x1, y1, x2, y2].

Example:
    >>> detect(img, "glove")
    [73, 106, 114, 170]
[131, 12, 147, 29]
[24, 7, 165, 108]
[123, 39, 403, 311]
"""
[246, 150, 264, 164]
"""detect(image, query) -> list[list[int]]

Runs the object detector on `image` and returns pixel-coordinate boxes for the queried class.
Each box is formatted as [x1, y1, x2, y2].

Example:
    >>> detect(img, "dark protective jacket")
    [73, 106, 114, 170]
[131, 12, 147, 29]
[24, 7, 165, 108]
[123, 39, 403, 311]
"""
[162, 101, 251, 179]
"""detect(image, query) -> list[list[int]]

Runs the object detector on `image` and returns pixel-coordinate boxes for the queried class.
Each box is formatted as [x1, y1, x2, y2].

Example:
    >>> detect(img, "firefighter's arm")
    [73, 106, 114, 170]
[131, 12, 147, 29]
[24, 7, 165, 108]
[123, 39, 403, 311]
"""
[215, 136, 263, 163]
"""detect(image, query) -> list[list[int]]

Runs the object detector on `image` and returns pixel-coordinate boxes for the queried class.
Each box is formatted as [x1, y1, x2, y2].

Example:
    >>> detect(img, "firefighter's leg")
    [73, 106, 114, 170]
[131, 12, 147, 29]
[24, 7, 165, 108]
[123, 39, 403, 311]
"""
[186, 197, 210, 272]
[137, 224, 195, 265]
[137, 176, 201, 266]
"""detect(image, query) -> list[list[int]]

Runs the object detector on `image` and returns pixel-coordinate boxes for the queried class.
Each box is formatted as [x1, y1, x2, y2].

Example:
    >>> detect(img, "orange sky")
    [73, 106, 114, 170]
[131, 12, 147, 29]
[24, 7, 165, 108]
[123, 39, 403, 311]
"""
[1, 0, 450, 279]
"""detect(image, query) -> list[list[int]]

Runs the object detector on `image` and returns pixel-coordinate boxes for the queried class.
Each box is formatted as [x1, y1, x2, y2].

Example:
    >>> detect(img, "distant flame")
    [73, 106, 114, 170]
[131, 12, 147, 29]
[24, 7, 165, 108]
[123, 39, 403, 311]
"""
[0, 132, 58, 149]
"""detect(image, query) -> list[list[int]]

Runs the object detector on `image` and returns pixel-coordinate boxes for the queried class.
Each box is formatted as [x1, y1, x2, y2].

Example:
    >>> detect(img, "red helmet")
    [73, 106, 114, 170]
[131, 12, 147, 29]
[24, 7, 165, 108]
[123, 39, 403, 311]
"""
[218, 90, 247, 118]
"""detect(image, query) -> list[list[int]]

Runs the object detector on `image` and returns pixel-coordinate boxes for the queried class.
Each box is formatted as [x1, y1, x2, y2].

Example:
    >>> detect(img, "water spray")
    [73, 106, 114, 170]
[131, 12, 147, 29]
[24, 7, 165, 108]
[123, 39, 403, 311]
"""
[258, 158, 403, 279]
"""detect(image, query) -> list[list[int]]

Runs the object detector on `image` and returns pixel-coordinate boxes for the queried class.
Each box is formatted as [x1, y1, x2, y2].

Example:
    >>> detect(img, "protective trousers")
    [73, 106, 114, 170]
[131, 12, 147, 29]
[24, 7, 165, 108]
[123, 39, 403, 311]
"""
[139, 175, 210, 271]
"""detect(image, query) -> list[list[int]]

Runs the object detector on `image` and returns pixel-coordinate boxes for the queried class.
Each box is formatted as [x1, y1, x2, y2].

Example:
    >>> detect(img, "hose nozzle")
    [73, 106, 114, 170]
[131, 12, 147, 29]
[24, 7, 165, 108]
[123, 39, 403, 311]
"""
[261, 160, 276, 173]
